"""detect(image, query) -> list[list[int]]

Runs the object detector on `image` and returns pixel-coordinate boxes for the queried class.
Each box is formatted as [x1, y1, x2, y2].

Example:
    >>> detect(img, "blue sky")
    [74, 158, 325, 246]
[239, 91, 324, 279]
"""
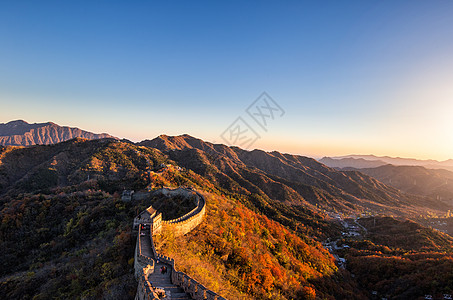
[1, 1, 453, 160]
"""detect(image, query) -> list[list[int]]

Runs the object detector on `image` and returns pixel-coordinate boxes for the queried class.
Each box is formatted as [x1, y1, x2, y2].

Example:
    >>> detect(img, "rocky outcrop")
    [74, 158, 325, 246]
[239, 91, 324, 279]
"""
[0, 120, 115, 146]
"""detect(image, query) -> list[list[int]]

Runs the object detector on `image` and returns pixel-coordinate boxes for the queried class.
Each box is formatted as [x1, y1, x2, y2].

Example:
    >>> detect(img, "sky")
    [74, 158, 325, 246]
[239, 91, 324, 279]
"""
[1, 1, 453, 160]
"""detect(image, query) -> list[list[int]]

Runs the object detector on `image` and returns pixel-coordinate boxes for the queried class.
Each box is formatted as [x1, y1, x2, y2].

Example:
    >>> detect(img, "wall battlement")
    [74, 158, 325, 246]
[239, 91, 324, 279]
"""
[134, 187, 226, 300]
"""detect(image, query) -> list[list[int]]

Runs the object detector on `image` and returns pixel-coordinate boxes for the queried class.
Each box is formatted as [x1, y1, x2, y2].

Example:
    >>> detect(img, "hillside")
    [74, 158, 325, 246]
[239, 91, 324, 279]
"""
[342, 165, 453, 205]
[140, 135, 450, 217]
[0, 138, 162, 195]
[2, 137, 453, 299]
[154, 191, 366, 299]
[0, 120, 115, 146]
[0, 138, 347, 299]
[342, 217, 453, 299]
[0, 190, 138, 299]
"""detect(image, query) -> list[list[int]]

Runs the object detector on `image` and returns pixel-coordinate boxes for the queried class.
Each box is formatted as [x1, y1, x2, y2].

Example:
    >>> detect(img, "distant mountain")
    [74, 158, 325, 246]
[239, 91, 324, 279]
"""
[321, 154, 453, 172]
[140, 135, 449, 216]
[319, 157, 388, 169]
[342, 165, 453, 204]
[0, 120, 115, 146]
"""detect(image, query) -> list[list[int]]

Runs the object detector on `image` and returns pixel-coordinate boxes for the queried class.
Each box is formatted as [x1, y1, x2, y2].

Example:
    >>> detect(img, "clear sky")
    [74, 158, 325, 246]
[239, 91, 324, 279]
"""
[1, 1, 453, 160]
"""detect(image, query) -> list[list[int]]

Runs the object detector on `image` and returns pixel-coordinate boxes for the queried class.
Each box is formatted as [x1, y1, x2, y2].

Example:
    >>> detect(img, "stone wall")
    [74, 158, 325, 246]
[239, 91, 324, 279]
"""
[151, 213, 162, 235]
[134, 226, 155, 279]
[134, 187, 226, 300]
[160, 189, 206, 237]
[154, 187, 195, 198]
[135, 275, 157, 300]
[135, 264, 159, 300]
[156, 251, 227, 300]
[149, 188, 206, 237]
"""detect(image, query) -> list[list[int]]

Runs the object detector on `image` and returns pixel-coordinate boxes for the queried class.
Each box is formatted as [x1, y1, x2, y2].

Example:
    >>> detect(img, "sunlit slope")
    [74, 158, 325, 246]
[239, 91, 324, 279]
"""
[154, 191, 366, 300]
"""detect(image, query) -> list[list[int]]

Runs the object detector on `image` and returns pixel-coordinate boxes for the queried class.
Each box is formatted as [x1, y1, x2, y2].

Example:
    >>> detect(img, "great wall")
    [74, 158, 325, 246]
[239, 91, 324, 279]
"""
[133, 187, 227, 300]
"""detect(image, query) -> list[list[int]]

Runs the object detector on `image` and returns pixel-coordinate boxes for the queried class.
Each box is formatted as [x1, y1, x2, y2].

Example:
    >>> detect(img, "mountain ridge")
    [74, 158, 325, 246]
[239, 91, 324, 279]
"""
[340, 164, 453, 204]
[321, 154, 453, 172]
[140, 135, 450, 216]
[1, 127, 450, 217]
[0, 120, 116, 146]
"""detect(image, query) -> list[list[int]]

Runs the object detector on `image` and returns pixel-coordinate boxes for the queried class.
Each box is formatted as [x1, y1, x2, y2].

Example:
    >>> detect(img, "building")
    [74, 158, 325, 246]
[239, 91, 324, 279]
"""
[122, 190, 134, 201]
[133, 205, 162, 233]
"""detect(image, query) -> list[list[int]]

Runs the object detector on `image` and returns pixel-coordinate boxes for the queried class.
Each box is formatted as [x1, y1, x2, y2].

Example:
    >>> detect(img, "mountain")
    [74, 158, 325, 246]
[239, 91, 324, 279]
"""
[0, 137, 338, 239]
[1, 135, 453, 299]
[341, 165, 453, 204]
[321, 154, 453, 172]
[140, 135, 450, 216]
[319, 157, 388, 169]
[0, 120, 115, 146]
[0, 138, 167, 196]
[0, 138, 363, 299]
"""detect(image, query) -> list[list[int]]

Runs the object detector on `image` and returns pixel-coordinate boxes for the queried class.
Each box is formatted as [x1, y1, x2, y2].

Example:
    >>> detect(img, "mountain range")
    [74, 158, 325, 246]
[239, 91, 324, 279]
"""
[0, 120, 115, 146]
[0, 137, 366, 299]
[0, 120, 449, 217]
[320, 155, 453, 172]
[138, 134, 449, 216]
[2, 121, 453, 299]
[341, 164, 453, 205]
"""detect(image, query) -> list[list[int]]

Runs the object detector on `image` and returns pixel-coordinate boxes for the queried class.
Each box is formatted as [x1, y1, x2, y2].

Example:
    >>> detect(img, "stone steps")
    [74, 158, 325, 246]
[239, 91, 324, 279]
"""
[172, 295, 192, 300]
[134, 188, 216, 300]
[146, 262, 192, 299]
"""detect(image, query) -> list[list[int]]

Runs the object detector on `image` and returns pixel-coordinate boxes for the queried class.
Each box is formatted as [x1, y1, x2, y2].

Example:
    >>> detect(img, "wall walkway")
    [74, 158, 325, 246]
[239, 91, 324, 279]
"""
[134, 188, 226, 300]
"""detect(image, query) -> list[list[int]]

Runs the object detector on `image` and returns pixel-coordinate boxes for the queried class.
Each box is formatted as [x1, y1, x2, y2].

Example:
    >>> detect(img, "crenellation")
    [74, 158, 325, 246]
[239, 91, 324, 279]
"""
[195, 284, 207, 300]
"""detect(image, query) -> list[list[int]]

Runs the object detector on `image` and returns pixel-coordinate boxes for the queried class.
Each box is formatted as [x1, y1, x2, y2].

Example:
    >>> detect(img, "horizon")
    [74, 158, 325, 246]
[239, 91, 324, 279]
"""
[1, 1, 453, 160]
[2, 118, 452, 162]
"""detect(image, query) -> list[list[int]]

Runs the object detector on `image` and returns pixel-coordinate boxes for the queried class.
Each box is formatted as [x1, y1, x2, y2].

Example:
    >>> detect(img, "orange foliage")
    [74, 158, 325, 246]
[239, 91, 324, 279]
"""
[156, 191, 339, 299]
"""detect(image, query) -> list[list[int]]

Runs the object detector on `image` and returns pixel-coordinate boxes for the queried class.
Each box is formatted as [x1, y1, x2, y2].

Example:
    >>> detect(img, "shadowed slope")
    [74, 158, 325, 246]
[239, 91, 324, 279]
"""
[140, 135, 451, 216]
